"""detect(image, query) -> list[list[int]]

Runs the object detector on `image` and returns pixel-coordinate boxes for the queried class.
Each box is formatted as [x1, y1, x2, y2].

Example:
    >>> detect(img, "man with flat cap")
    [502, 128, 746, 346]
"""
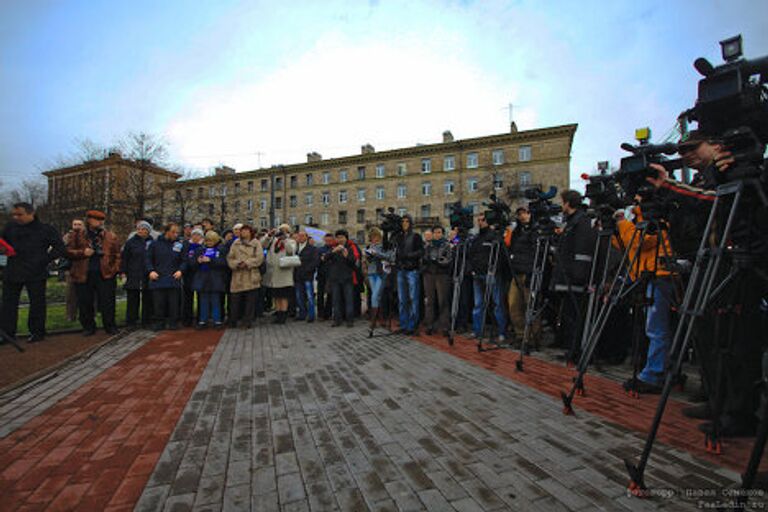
[65, 210, 121, 335]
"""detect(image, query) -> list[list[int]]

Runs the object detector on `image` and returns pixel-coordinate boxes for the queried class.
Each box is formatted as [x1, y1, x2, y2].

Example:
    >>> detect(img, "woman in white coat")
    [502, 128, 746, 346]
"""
[262, 223, 297, 324]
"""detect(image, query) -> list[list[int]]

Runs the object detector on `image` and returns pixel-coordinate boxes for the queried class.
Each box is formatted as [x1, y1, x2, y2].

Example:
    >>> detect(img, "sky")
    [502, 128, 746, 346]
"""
[1, 0, 767, 192]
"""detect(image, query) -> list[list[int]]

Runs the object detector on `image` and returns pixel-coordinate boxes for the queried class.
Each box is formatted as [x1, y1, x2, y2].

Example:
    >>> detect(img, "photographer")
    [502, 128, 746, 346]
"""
[422, 225, 452, 335]
[364, 227, 392, 330]
[393, 215, 424, 335]
[66, 210, 121, 336]
[262, 224, 297, 325]
[468, 213, 507, 342]
[327, 229, 360, 327]
[0, 202, 64, 343]
[504, 207, 539, 345]
[294, 230, 319, 322]
[551, 190, 597, 363]
[317, 232, 336, 320]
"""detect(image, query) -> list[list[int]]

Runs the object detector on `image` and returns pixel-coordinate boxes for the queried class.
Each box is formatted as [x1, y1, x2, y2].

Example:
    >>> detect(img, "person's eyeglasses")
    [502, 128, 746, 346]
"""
[679, 142, 701, 154]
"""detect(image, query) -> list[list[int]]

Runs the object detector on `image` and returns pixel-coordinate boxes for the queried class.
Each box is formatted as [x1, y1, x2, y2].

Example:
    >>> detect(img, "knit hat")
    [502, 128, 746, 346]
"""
[205, 231, 221, 243]
[136, 221, 152, 232]
[233, 223, 244, 230]
[191, 228, 204, 238]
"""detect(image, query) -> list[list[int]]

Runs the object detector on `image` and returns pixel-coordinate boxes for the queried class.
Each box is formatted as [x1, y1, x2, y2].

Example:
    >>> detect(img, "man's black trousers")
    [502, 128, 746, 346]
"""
[153, 288, 180, 326]
[0, 279, 47, 338]
[331, 281, 354, 322]
[76, 271, 116, 331]
[126, 287, 153, 327]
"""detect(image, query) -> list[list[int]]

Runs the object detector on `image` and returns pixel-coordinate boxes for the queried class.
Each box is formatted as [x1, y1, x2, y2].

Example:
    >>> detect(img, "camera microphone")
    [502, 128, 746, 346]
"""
[694, 57, 715, 77]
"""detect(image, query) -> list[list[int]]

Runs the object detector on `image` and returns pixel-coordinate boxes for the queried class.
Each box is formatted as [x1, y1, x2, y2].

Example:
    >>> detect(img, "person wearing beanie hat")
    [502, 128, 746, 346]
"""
[192, 230, 227, 328]
[121, 220, 154, 328]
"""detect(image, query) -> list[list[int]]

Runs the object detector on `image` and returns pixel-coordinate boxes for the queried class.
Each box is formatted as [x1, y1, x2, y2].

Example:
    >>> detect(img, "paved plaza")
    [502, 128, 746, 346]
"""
[0, 322, 765, 511]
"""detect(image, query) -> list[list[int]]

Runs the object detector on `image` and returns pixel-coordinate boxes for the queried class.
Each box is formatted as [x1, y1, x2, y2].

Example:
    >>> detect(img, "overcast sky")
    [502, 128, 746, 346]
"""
[1, 0, 766, 191]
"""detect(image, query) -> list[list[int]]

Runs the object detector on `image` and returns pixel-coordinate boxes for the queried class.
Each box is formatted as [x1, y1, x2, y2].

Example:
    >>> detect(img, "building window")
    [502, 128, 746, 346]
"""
[397, 163, 407, 176]
[339, 169, 348, 183]
[492, 149, 504, 165]
[260, 217, 268, 228]
[357, 188, 366, 202]
[305, 193, 313, 206]
[306, 173, 313, 186]
[321, 213, 329, 225]
[421, 182, 432, 196]
[443, 203, 454, 217]
[444, 181, 455, 195]
[274, 177, 283, 190]
[260, 199, 267, 211]
[397, 207, 407, 217]
[234, 200, 240, 212]
[519, 145, 532, 162]
[290, 175, 297, 188]
[261, 179, 268, 192]
[288, 215, 296, 226]
[208, 203, 214, 214]
[443, 155, 455, 171]
[519, 171, 532, 187]
[357, 166, 366, 180]
[234, 183, 241, 194]
[221, 184, 227, 197]
[467, 152, 478, 168]
[304, 213, 313, 225]
[275, 197, 283, 209]
[375, 186, 385, 200]
[197, 187, 204, 198]
[356, 209, 366, 223]
[322, 172, 330, 184]
[397, 184, 407, 199]
[375, 164, 385, 178]
[209, 186, 216, 198]
[339, 190, 348, 203]
[275, 215, 281, 226]
[247, 199, 253, 212]
[420, 204, 431, 218]
[321, 191, 330, 206]
[468, 178, 478, 192]
[375, 208, 384, 220]
[338, 211, 347, 225]
[289, 195, 297, 208]
[247, 181, 254, 193]
[421, 158, 432, 174]
[493, 176, 504, 190]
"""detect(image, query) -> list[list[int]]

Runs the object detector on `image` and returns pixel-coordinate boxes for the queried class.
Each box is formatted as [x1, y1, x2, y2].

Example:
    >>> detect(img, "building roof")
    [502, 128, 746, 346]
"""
[163, 123, 578, 188]
[42, 152, 181, 179]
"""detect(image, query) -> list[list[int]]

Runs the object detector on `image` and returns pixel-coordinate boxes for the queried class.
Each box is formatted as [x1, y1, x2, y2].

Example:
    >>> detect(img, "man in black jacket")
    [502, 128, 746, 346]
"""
[422, 225, 452, 335]
[0, 203, 64, 342]
[294, 230, 320, 322]
[393, 215, 424, 334]
[551, 190, 597, 363]
[506, 207, 539, 343]
[121, 220, 153, 328]
[326, 229, 359, 327]
[146, 223, 187, 330]
[317, 233, 335, 320]
[468, 213, 507, 341]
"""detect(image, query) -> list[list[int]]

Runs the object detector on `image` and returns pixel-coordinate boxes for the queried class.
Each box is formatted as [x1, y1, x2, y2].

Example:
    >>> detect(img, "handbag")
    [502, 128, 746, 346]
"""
[278, 255, 301, 269]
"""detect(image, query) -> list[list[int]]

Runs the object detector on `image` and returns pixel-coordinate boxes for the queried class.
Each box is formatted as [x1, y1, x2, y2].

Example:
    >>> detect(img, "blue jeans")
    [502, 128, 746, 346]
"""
[397, 270, 420, 331]
[639, 278, 674, 385]
[368, 274, 384, 308]
[295, 280, 315, 320]
[199, 292, 222, 324]
[472, 276, 507, 337]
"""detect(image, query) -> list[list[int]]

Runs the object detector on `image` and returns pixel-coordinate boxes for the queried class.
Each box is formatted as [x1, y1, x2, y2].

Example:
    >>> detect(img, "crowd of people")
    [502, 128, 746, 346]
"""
[0, 129, 765, 449]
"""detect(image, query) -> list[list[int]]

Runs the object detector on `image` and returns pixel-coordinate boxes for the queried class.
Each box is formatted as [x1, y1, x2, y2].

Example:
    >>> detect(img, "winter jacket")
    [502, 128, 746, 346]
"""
[263, 235, 297, 288]
[294, 242, 320, 282]
[506, 222, 536, 275]
[146, 236, 187, 289]
[468, 227, 501, 276]
[227, 238, 265, 293]
[0, 218, 64, 283]
[326, 241, 360, 284]
[66, 227, 121, 283]
[364, 243, 393, 275]
[121, 234, 152, 290]
[551, 209, 597, 293]
[613, 208, 673, 280]
[422, 238, 453, 275]
[393, 229, 424, 271]
[191, 243, 228, 293]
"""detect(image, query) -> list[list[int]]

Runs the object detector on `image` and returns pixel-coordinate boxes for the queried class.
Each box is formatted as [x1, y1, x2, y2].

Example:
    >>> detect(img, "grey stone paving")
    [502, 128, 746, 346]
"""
[135, 322, 747, 512]
[0, 329, 155, 437]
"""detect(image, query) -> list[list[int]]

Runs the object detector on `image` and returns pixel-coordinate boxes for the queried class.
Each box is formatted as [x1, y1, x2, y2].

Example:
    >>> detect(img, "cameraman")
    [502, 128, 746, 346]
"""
[551, 190, 597, 363]
[504, 207, 539, 345]
[393, 215, 424, 335]
[647, 133, 768, 438]
[422, 225, 452, 335]
[468, 213, 507, 342]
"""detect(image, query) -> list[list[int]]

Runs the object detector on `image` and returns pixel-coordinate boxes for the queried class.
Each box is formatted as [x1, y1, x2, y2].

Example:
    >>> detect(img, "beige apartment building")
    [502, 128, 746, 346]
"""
[161, 123, 577, 241]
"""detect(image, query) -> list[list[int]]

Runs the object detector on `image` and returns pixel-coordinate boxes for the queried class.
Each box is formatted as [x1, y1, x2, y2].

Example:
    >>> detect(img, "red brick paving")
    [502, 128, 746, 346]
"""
[413, 332, 767, 474]
[0, 329, 222, 512]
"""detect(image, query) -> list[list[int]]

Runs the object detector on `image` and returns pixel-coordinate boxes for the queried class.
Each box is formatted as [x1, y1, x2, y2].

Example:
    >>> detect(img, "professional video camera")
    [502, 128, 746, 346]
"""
[448, 202, 474, 236]
[681, 35, 768, 180]
[379, 207, 403, 235]
[524, 186, 562, 236]
[616, 133, 686, 198]
[483, 194, 512, 230]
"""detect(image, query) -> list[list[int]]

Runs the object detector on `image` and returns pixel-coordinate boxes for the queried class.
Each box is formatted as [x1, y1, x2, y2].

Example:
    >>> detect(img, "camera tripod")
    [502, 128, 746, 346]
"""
[476, 235, 512, 353]
[447, 239, 469, 346]
[625, 178, 768, 495]
[514, 233, 552, 371]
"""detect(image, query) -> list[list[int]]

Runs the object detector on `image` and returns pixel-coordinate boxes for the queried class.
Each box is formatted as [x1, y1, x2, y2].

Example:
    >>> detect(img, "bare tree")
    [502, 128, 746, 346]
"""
[116, 132, 170, 221]
[168, 168, 199, 226]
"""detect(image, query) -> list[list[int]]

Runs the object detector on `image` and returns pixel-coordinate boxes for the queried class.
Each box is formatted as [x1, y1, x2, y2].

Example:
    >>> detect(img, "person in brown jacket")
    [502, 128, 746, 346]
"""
[226, 225, 264, 328]
[65, 210, 121, 335]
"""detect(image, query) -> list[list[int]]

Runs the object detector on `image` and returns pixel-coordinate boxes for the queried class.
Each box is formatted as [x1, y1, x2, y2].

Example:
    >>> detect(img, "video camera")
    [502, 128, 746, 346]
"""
[681, 35, 768, 181]
[524, 186, 562, 236]
[616, 137, 685, 198]
[483, 194, 512, 230]
[448, 202, 474, 236]
[379, 207, 403, 235]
